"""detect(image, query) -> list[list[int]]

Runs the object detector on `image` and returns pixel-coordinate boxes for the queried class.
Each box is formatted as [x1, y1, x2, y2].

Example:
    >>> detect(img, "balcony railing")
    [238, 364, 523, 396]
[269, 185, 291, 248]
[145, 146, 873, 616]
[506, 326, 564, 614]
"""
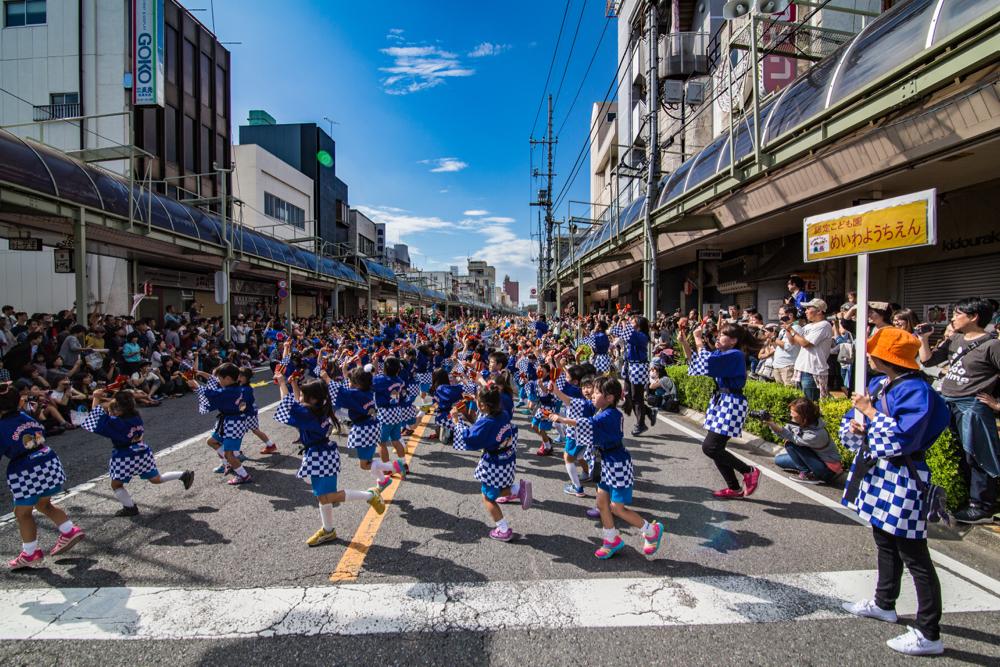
[33, 103, 81, 121]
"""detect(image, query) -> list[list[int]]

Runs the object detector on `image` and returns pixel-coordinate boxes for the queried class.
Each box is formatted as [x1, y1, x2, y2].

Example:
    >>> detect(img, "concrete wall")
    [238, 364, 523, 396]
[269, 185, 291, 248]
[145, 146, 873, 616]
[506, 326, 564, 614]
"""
[232, 144, 314, 241]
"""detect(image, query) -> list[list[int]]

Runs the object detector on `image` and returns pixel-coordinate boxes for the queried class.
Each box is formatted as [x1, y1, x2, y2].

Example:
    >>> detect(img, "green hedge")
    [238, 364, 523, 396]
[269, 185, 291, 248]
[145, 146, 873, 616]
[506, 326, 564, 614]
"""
[665, 365, 968, 510]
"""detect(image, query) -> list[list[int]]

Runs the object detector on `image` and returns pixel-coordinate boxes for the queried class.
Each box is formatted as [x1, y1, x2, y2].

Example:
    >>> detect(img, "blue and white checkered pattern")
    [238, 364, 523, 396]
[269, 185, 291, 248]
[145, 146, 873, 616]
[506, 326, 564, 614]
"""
[80, 407, 104, 432]
[246, 413, 260, 431]
[378, 406, 406, 427]
[625, 361, 648, 385]
[687, 349, 711, 376]
[565, 397, 591, 441]
[196, 377, 221, 415]
[416, 372, 432, 387]
[296, 446, 341, 479]
[600, 456, 634, 489]
[592, 354, 611, 374]
[273, 394, 297, 425]
[347, 421, 381, 449]
[450, 416, 469, 450]
[7, 455, 66, 502]
[704, 392, 749, 438]
[108, 445, 158, 482]
[474, 452, 516, 489]
[839, 412, 930, 539]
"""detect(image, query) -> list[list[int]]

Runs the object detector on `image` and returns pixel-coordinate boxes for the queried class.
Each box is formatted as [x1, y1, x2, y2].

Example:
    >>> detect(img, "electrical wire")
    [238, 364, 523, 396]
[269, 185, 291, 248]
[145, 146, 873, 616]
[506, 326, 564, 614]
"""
[530, 0, 573, 138]
[555, 15, 613, 137]
[551, 0, 588, 111]
[0, 85, 137, 151]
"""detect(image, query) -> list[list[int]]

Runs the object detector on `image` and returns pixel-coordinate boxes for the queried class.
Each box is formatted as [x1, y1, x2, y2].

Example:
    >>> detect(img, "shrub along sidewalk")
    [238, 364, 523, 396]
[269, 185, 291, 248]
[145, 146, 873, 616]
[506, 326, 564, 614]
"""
[664, 365, 968, 510]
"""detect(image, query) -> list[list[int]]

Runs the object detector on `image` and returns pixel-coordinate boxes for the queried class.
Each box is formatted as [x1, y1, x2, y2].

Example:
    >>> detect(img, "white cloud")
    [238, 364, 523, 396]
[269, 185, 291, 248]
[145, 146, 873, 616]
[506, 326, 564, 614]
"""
[468, 42, 511, 58]
[463, 209, 489, 216]
[356, 205, 455, 242]
[386, 28, 405, 41]
[481, 216, 515, 224]
[439, 188, 450, 194]
[379, 43, 475, 95]
[420, 157, 468, 173]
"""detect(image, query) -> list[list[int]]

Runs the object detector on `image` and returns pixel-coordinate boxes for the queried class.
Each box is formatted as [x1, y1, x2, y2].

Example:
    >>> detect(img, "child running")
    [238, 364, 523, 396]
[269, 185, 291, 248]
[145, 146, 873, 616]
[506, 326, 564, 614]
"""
[321, 365, 403, 490]
[1, 382, 84, 569]
[273, 373, 385, 547]
[81, 388, 194, 516]
[186, 363, 255, 485]
[450, 384, 532, 542]
[372, 357, 411, 475]
[549, 377, 664, 559]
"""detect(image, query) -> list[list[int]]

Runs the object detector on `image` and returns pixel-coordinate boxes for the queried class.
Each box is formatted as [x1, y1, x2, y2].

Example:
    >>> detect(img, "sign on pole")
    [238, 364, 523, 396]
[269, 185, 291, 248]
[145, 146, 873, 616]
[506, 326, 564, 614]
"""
[8, 237, 42, 251]
[803, 189, 937, 402]
[803, 189, 936, 262]
[131, 0, 165, 107]
[696, 248, 722, 261]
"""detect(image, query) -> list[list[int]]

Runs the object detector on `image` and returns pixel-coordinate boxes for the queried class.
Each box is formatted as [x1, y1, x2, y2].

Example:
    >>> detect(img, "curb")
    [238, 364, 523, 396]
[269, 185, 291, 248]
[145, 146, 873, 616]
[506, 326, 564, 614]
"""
[672, 406, 1000, 545]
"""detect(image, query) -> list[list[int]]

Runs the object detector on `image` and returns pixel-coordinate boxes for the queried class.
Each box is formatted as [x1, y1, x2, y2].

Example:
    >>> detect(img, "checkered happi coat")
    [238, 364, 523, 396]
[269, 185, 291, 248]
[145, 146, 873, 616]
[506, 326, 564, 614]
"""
[688, 350, 748, 437]
[348, 421, 381, 450]
[198, 377, 253, 439]
[296, 445, 341, 480]
[839, 412, 931, 539]
[7, 455, 67, 502]
[451, 417, 518, 489]
[108, 445, 158, 482]
[574, 417, 634, 489]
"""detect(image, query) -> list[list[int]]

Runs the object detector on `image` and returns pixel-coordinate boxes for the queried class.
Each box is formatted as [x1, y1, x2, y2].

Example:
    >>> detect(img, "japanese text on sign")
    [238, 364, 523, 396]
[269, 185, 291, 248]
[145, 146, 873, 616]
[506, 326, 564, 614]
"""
[803, 190, 936, 262]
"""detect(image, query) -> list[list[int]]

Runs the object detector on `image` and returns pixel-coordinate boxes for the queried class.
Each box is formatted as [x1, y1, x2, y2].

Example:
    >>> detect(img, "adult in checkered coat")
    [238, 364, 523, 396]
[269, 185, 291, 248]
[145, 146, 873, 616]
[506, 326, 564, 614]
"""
[549, 376, 664, 560]
[80, 388, 193, 517]
[609, 315, 653, 436]
[273, 373, 386, 548]
[321, 365, 403, 491]
[1, 383, 85, 569]
[677, 323, 762, 499]
[449, 385, 532, 542]
[840, 327, 951, 656]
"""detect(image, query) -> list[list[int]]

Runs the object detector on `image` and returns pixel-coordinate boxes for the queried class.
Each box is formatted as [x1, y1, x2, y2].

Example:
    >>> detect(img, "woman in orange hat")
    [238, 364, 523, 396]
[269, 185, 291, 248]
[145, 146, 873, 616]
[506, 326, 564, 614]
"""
[840, 327, 951, 656]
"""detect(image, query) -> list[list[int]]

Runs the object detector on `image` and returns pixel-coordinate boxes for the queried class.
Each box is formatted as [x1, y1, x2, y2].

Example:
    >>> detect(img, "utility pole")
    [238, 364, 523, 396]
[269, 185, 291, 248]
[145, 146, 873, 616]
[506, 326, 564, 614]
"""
[643, 2, 661, 322]
[530, 94, 556, 316]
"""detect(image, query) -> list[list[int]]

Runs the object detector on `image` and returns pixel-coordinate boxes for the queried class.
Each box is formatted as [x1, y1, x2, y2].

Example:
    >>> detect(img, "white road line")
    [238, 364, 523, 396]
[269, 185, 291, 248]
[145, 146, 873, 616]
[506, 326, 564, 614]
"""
[657, 414, 1000, 597]
[0, 401, 280, 530]
[0, 569, 996, 640]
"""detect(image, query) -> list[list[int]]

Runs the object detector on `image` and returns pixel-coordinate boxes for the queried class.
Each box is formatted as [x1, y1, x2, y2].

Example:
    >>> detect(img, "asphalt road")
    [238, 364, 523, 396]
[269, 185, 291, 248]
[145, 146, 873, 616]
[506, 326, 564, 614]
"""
[1, 373, 998, 666]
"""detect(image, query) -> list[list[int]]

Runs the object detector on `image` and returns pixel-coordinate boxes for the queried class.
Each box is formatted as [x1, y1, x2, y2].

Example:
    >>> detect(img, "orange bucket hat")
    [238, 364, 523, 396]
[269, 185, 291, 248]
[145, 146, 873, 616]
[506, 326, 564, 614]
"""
[866, 327, 920, 370]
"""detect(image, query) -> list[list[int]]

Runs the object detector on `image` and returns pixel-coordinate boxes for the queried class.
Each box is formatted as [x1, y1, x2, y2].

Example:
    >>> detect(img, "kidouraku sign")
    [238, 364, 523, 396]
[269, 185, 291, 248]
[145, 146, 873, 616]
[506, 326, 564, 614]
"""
[803, 189, 936, 262]
[132, 0, 164, 107]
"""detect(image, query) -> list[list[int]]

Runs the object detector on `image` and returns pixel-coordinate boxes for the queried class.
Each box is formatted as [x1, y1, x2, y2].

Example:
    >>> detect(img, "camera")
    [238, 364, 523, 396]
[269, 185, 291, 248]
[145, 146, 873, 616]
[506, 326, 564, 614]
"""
[779, 316, 791, 323]
[748, 409, 773, 421]
[914, 322, 934, 336]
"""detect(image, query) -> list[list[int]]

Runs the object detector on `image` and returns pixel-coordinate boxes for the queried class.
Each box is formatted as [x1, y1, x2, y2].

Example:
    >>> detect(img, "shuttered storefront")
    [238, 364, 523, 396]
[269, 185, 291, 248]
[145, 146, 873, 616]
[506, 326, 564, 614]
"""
[901, 255, 1000, 316]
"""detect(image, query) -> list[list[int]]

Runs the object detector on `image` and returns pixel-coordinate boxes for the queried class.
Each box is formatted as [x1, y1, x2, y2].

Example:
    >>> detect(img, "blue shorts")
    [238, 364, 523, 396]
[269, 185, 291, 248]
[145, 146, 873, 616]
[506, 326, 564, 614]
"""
[564, 437, 585, 458]
[598, 482, 633, 505]
[419, 382, 431, 394]
[380, 423, 402, 442]
[211, 432, 244, 452]
[14, 485, 62, 507]
[531, 416, 552, 431]
[353, 445, 377, 462]
[120, 468, 160, 485]
[481, 483, 506, 501]
[310, 475, 338, 497]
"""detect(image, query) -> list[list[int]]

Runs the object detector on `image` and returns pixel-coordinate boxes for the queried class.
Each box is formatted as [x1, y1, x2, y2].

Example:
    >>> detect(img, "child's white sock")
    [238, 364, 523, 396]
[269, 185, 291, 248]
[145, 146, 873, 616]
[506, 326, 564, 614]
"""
[159, 471, 183, 482]
[372, 460, 394, 473]
[58, 520, 75, 534]
[216, 448, 225, 459]
[510, 480, 521, 495]
[343, 489, 372, 502]
[234, 466, 249, 479]
[642, 520, 657, 537]
[602, 527, 619, 542]
[23, 540, 38, 554]
[113, 487, 135, 508]
[565, 462, 581, 488]
[496, 518, 510, 532]
[319, 503, 335, 531]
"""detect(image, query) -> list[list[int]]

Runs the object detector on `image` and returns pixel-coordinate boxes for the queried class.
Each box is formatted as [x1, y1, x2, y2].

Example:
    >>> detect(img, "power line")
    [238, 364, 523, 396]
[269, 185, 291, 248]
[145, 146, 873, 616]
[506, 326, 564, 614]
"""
[529, 0, 573, 138]
[0, 85, 133, 151]
[551, 0, 588, 110]
[556, 15, 612, 137]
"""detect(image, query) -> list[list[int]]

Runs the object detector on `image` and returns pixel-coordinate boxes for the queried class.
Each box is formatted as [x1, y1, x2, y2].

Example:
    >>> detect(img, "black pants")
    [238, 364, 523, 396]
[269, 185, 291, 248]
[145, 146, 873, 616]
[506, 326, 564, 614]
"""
[872, 526, 942, 641]
[960, 451, 998, 511]
[630, 381, 649, 429]
[702, 431, 752, 490]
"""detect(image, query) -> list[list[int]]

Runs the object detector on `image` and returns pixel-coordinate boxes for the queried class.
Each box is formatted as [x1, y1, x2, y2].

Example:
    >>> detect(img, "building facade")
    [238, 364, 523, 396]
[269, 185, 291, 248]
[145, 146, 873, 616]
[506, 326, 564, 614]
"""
[348, 208, 377, 257]
[231, 144, 314, 242]
[503, 274, 519, 306]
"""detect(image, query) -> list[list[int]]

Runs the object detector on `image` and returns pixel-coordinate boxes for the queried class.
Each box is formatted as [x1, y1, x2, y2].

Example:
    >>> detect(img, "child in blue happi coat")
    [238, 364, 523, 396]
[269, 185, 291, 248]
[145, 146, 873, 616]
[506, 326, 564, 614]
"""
[450, 384, 532, 542]
[186, 362, 255, 485]
[82, 388, 193, 517]
[550, 376, 664, 560]
[274, 373, 386, 547]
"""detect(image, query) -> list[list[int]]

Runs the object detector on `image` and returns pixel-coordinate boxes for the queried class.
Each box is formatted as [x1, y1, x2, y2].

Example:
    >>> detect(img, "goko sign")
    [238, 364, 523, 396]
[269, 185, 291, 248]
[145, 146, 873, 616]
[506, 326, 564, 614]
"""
[132, 0, 165, 107]
[803, 189, 936, 262]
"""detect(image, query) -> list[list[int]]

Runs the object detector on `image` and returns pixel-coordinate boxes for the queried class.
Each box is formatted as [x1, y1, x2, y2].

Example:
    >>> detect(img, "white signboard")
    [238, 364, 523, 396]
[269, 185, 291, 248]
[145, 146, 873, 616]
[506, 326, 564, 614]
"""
[132, 0, 165, 107]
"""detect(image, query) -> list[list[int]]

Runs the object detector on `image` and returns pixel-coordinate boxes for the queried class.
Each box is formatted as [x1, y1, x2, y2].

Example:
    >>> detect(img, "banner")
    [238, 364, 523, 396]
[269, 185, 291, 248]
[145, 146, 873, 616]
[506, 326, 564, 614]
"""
[132, 0, 165, 107]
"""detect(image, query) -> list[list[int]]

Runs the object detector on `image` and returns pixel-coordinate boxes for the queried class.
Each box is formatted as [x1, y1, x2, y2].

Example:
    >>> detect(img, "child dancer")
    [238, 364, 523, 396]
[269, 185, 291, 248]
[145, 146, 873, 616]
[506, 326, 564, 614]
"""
[582, 321, 612, 375]
[321, 366, 402, 490]
[186, 363, 254, 485]
[549, 365, 595, 497]
[430, 368, 464, 441]
[372, 357, 411, 474]
[239, 367, 279, 455]
[2, 383, 84, 569]
[415, 344, 433, 404]
[81, 388, 194, 516]
[549, 377, 664, 560]
[530, 363, 559, 456]
[400, 348, 420, 437]
[450, 385, 532, 542]
[274, 373, 385, 547]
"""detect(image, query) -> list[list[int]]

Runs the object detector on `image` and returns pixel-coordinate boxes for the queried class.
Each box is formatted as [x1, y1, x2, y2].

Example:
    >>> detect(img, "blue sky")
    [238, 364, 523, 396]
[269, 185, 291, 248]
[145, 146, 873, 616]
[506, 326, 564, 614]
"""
[183, 0, 616, 303]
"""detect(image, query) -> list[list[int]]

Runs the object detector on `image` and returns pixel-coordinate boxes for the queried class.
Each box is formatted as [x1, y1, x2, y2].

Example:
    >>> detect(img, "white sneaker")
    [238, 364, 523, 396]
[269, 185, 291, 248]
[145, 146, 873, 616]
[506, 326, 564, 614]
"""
[886, 627, 944, 656]
[841, 599, 898, 623]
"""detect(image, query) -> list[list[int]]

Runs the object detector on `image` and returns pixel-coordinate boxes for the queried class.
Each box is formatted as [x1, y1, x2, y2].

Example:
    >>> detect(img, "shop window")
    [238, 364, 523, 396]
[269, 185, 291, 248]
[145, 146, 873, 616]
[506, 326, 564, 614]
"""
[4, 0, 45, 27]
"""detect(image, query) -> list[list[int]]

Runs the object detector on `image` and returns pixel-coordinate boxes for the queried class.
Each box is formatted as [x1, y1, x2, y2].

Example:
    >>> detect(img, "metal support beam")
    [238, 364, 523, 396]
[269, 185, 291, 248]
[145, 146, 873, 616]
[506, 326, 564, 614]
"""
[74, 207, 87, 318]
[667, 215, 720, 231]
[643, 0, 660, 321]
[286, 265, 293, 331]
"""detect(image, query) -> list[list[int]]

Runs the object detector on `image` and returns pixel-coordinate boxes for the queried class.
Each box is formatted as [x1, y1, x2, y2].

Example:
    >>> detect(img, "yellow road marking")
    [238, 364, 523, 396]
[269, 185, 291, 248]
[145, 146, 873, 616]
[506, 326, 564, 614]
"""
[250, 380, 271, 388]
[330, 415, 431, 583]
